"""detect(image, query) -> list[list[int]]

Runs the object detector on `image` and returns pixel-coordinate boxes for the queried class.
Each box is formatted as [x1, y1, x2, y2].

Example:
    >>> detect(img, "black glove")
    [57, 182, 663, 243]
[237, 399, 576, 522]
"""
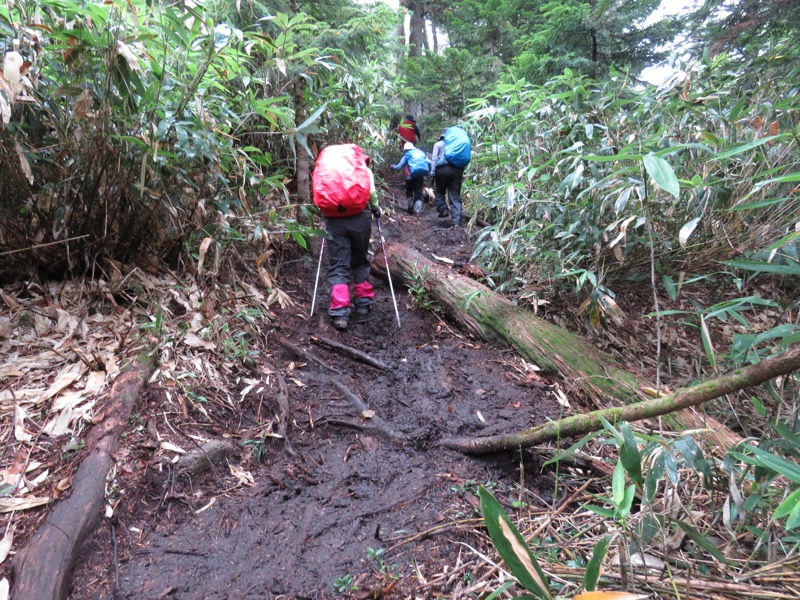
[370, 206, 382, 219]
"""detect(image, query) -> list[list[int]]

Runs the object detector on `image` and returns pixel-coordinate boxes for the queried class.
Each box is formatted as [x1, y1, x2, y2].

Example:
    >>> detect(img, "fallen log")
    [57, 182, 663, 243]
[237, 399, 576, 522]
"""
[442, 345, 800, 454]
[374, 243, 741, 449]
[13, 352, 157, 600]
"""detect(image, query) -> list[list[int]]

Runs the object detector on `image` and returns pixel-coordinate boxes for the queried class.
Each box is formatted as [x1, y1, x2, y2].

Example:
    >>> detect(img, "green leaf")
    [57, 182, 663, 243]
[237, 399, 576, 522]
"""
[583, 535, 613, 591]
[674, 519, 733, 565]
[619, 484, 636, 518]
[715, 135, 785, 160]
[478, 487, 551, 599]
[643, 154, 680, 198]
[295, 101, 328, 134]
[585, 504, 616, 518]
[543, 430, 603, 467]
[612, 461, 626, 507]
[731, 445, 800, 484]
[619, 422, 643, 487]
[720, 260, 800, 276]
[484, 580, 516, 600]
[700, 315, 717, 371]
[662, 275, 677, 301]
[787, 498, 800, 530]
[774, 488, 800, 520]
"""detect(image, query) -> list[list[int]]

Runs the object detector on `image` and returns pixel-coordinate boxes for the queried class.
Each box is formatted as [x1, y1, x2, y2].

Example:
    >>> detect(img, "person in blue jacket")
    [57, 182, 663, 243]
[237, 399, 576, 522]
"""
[391, 142, 431, 216]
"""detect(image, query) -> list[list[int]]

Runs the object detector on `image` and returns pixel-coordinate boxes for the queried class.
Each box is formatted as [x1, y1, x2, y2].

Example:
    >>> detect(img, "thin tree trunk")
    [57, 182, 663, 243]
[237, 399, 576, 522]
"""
[374, 243, 742, 449]
[442, 345, 800, 454]
[294, 76, 311, 206]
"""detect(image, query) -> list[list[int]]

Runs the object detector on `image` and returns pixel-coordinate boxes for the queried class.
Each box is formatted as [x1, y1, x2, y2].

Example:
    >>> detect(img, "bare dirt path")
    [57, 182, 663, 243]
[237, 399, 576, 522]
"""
[67, 177, 564, 599]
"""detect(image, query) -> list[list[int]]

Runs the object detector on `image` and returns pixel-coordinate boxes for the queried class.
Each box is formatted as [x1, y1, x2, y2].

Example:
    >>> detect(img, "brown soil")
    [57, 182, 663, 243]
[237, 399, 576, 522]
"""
[65, 178, 565, 599]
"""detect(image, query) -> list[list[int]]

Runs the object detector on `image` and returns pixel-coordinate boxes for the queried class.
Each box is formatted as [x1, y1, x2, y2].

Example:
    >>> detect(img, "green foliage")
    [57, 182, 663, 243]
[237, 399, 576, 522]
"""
[406, 264, 440, 312]
[0, 0, 396, 279]
[464, 37, 799, 371]
[478, 485, 552, 600]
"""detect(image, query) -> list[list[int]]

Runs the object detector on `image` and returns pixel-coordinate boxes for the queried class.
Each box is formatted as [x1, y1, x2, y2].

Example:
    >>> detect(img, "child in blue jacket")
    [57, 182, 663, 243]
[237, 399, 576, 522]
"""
[391, 142, 431, 216]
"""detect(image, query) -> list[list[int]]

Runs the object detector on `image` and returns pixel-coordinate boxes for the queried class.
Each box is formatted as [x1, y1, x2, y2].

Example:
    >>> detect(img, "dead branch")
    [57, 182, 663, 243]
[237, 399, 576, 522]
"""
[264, 360, 295, 457]
[310, 335, 389, 370]
[441, 345, 800, 454]
[276, 335, 341, 374]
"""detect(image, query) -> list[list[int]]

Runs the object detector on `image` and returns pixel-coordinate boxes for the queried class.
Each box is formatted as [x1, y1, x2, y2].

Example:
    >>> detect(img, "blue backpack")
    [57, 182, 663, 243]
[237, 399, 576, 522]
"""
[442, 126, 471, 169]
[407, 148, 429, 176]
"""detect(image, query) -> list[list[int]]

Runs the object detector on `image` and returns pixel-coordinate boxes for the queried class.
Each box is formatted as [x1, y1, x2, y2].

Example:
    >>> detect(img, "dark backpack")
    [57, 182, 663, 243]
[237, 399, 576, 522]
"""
[407, 148, 428, 177]
[312, 144, 371, 217]
[441, 126, 471, 169]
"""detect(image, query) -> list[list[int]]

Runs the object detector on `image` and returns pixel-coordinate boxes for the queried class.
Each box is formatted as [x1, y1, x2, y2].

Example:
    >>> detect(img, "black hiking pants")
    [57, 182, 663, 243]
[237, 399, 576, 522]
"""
[405, 175, 425, 214]
[325, 210, 373, 287]
[433, 163, 464, 226]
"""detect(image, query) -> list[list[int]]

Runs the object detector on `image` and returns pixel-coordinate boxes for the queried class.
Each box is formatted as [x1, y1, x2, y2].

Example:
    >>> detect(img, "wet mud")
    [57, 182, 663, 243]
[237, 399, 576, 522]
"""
[68, 179, 564, 599]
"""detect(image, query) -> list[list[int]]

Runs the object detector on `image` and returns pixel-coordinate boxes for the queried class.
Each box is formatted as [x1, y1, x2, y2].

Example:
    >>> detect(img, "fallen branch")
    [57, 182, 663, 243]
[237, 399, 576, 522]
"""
[264, 360, 295, 456]
[330, 378, 407, 442]
[276, 335, 341, 374]
[310, 335, 389, 370]
[13, 351, 157, 600]
[441, 345, 800, 454]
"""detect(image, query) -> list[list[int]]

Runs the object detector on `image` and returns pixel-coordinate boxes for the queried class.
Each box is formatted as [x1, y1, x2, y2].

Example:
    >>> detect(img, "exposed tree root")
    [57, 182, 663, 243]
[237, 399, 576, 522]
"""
[13, 352, 157, 600]
[276, 335, 340, 374]
[264, 359, 295, 456]
[329, 378, 407, 442]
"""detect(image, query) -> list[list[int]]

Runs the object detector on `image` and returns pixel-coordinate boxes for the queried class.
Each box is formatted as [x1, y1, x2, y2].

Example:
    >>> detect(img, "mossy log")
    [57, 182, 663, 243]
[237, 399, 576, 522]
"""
[443, 345, 800, 454]
[13, 352, 157, 600]
[374, 243, 742, 450]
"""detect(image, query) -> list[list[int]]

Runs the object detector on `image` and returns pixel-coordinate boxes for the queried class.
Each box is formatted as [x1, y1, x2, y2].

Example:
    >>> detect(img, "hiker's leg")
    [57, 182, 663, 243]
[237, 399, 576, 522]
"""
[447, 168, 464, 226]
[325, 217, 351, 318]
[411, 176, 424, 214]
[349, 211, 374, 310]
[433, 175, 448, 216]
[405, 179, 415, 213]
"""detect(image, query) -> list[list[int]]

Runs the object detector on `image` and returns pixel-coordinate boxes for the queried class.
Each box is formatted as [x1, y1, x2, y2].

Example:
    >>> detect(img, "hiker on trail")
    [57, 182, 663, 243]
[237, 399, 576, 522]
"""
[311, 144, 382, 331]
[391, 142, 431, 216]
[433, 126, 471, 228]
[398, 114, 420, 147]
[429, 129, 446, 192]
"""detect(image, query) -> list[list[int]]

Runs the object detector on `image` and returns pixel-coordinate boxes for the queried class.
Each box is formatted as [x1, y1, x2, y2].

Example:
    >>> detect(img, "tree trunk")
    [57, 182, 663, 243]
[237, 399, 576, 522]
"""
[294, 76, 311, 206]
[442, 345, 800, 454]
[374, 243, 742, 449]
[13, 352, 157, 600]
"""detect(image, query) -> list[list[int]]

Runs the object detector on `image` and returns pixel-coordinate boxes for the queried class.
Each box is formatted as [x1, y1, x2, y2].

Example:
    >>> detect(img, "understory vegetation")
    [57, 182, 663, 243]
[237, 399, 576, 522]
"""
[1, 0, 799, 597]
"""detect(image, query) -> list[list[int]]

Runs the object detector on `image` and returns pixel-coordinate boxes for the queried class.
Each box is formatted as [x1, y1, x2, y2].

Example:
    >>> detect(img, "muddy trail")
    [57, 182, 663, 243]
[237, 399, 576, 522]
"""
[68, 176, 566, 599]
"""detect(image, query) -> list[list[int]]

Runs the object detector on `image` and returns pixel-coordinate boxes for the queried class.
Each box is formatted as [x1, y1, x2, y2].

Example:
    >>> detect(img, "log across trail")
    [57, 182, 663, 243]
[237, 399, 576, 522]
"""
[375, 242, 751, 451]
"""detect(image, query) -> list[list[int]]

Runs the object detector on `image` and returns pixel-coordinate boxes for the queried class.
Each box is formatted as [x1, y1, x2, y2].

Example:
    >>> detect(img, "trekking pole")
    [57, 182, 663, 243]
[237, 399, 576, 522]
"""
[375, 217, 401, 328]
[309, 237, 325, 318]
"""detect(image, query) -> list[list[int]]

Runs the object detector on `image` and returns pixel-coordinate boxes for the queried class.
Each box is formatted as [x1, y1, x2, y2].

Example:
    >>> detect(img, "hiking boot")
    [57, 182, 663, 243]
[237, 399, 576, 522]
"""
[332, 317, 349, 330]
[355, 305, 370, 316]
[407, 206, 414, 215]
[438, 208, 449, 218]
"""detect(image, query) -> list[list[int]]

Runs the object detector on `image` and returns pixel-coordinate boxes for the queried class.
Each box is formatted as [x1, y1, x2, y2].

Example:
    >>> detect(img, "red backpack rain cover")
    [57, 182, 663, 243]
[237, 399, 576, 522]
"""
[312, 144, 371, 217]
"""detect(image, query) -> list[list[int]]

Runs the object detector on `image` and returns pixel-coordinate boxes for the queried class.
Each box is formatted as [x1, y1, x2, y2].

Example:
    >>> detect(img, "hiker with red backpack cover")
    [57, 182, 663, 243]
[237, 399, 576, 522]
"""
[398, 114, 420, 147]
[312, 144, 382, 330]
[391, 142, 431, 216]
